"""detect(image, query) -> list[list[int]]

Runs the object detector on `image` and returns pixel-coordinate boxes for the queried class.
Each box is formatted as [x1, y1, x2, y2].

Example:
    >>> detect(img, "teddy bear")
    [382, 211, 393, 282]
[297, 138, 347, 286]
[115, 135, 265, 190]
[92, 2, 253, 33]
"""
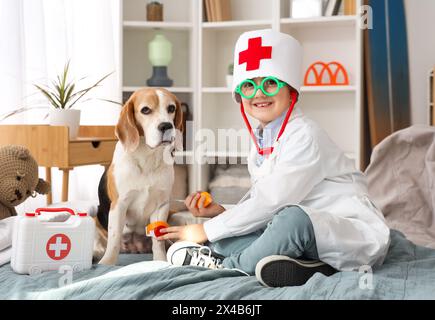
[0, 145, 50, 220]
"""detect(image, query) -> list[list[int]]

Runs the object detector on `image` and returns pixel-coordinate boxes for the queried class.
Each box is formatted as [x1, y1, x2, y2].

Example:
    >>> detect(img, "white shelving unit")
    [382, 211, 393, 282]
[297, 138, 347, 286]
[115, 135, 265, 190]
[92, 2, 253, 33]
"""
[120, 0, 198, 199]
[120, 0, 363, 201]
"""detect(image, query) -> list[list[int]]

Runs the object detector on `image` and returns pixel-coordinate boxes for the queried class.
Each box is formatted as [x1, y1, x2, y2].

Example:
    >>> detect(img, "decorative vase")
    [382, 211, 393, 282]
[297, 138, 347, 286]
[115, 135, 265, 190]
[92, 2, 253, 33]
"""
[146, 1, 163, 21]
[147, 34, 173, 87]
[49, 109, 81, 140]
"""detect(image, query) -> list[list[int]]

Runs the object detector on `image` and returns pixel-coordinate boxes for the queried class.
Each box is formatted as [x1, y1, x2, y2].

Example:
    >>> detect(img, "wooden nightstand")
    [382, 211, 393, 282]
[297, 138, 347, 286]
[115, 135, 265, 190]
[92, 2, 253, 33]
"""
[0, 125, 117, 204]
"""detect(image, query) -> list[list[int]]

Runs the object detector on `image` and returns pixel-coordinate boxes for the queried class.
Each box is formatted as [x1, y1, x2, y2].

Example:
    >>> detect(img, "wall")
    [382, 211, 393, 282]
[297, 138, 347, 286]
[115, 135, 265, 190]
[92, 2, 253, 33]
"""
[404, 0, 435, 124]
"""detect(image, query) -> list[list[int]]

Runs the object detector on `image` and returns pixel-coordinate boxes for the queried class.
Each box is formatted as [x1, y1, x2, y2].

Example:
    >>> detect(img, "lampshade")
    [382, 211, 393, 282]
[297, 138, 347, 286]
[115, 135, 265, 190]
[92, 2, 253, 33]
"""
[148, 34, 172, 66]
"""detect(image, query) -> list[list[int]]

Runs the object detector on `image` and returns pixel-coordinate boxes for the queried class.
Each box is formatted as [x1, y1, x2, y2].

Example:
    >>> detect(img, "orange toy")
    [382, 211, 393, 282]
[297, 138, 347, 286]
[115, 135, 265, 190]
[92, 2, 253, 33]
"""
[304, 61, 349, 86]
[196, 192, 213, 208]
[146, 221, 169, 238]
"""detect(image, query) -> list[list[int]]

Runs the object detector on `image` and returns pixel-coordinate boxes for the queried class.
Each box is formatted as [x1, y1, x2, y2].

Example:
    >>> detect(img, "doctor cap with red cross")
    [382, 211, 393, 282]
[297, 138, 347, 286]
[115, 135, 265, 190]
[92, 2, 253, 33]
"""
[232, 29, 303, 102]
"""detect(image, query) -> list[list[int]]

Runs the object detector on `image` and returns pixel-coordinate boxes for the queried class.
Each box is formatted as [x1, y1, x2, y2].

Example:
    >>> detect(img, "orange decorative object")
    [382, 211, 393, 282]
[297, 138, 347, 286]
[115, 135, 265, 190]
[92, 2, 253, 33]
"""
[196, 192, 213, 208]
[304, 61, 349, 86]
[146, 221, 170, 238]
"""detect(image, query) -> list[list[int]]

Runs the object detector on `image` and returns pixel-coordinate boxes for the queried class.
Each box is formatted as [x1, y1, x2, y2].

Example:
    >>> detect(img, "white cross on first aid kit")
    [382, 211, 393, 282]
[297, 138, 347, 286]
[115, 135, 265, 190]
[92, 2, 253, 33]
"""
[11, 208, 95, 275]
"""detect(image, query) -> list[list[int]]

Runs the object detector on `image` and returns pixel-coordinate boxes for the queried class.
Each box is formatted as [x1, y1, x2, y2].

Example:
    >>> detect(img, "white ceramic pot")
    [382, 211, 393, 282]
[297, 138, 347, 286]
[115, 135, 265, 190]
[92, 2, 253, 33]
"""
[226, 75, 233, 88]
[49, 109, 81, 140]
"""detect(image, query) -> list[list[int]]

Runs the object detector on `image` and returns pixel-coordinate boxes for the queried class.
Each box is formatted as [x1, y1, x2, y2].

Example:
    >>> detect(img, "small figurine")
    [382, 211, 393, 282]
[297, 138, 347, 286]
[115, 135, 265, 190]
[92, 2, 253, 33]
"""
[146, 221, 170, 238]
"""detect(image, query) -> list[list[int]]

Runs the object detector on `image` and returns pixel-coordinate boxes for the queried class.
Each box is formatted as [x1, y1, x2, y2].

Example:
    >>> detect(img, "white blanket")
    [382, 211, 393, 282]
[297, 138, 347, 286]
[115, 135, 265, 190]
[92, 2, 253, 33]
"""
[0, 217, 16, 266]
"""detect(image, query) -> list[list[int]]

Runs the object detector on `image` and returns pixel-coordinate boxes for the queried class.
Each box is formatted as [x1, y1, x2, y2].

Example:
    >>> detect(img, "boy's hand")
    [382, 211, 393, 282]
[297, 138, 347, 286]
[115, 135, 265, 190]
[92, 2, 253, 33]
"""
[157, 224, 207, 244]
[185, 191, 226, 218]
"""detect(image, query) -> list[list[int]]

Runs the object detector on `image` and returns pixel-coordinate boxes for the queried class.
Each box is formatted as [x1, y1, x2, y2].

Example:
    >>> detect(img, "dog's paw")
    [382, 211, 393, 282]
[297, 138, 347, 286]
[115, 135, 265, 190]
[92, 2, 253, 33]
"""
[92, 249, 105, 262]
[98, 257, 116, 265]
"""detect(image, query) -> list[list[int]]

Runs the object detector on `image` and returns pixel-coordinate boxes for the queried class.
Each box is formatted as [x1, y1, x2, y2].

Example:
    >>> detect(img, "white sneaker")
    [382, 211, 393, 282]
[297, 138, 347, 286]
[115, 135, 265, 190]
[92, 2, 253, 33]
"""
[166, 241, 224, 270]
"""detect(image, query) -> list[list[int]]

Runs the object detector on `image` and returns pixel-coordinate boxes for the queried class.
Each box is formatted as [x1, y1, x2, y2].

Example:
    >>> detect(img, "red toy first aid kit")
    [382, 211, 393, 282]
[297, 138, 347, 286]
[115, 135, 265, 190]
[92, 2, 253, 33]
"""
[11, 208, 95, 275]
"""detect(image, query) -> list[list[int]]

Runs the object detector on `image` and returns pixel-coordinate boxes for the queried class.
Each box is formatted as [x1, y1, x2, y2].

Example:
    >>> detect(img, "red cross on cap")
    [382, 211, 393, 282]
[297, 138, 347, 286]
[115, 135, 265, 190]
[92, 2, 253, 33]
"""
[238, 37, 272, 71]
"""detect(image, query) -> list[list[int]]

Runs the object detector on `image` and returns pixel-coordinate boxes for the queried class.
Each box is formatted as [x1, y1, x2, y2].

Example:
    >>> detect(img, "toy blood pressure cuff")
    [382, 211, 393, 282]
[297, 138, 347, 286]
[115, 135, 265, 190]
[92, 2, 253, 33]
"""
[146, 221, 170, 238]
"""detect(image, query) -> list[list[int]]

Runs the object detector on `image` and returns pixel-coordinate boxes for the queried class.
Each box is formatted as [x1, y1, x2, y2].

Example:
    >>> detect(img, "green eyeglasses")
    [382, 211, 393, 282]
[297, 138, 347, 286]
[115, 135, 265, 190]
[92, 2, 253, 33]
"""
[235, 76, 286, 99]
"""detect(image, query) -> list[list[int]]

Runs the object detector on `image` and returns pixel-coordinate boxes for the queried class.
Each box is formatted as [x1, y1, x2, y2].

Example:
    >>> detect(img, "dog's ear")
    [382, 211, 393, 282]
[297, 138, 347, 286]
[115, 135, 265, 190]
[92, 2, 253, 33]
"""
[115, 96, 140, 153]
[174, 99, 184, 133]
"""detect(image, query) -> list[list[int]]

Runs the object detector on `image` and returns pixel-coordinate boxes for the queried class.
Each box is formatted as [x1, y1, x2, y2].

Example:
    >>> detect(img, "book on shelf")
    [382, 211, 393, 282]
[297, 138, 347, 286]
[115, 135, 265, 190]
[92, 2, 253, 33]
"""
[203, 0, 209, 21]
[338, 0, 344, 15]
[344, 0, 356, 15]
[204, 0, 231, 22]
[323, 0, 343, 16]
[220, 0, 232, 21]
[212, 0, 218, 21]
[215, 0, 222, 21]
[204, 0, 212, 22]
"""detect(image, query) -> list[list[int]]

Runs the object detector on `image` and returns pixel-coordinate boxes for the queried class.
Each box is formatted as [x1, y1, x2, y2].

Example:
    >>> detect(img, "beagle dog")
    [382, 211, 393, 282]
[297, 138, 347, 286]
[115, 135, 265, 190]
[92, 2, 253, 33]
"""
[95, 87, 183, 265]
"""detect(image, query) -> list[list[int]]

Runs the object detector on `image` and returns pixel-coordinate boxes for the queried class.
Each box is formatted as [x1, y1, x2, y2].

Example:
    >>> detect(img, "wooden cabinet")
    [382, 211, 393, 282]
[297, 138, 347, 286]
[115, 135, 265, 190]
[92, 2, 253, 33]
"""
[0, 125, 117, 204]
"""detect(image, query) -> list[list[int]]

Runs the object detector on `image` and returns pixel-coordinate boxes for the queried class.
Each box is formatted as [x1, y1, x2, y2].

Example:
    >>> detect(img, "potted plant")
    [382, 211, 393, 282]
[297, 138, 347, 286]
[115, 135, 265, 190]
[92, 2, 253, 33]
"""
[1, 61, 116, 139]
[226, 63, 234, 88]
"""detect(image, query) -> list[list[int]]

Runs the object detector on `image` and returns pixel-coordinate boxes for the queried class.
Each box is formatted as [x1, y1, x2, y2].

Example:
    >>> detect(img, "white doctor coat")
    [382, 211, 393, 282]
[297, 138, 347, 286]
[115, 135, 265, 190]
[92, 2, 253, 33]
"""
[203, 107, 391, 271]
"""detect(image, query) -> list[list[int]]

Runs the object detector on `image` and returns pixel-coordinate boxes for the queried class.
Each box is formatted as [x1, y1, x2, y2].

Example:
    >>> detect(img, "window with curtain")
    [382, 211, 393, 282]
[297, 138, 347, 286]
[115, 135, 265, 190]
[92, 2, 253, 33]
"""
[0, 0, 122, 212]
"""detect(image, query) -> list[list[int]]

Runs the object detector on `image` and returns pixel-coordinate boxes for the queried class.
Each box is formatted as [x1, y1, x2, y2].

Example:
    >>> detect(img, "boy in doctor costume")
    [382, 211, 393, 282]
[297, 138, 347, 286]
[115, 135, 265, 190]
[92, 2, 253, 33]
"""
[160, 29, 390, 287]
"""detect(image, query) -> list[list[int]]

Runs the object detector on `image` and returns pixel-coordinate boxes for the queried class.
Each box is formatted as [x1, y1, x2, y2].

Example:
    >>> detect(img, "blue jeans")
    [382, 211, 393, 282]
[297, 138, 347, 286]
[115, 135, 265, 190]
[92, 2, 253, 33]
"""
[208, 206, 319, 275]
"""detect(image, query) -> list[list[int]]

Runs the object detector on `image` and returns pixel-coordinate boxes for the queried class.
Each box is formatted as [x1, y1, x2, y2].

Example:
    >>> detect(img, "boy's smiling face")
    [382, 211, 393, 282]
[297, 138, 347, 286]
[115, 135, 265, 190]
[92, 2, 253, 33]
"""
[240, 77, 292, 128]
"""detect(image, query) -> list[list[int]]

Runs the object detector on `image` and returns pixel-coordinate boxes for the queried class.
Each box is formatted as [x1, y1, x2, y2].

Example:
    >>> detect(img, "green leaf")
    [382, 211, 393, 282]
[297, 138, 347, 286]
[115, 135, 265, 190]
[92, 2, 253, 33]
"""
[62, 60, 70, 89]
[0, 106, 49, 122]
[68, 71, 114, 109]
[27, 60, 115, 112]
[34, 84, 61, 109]
[46, 84, 63, 107]
[64, 83, 75, 106]
[97, 98, 123, 106]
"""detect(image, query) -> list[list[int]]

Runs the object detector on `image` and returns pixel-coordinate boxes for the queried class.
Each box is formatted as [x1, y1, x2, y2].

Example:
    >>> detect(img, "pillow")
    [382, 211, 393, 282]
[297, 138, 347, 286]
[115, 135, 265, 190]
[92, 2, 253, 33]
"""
[365, 125, 435, 248]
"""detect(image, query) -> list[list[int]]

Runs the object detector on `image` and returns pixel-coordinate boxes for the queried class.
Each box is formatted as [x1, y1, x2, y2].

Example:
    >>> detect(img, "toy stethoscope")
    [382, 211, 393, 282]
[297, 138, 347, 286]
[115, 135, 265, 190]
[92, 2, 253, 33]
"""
[239, 90, 298, 156]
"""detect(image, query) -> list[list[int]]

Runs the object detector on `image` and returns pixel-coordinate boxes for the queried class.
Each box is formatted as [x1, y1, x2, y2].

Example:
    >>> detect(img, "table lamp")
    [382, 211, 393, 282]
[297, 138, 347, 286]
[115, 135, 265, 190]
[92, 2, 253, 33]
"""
[147, 34, 173, 86]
